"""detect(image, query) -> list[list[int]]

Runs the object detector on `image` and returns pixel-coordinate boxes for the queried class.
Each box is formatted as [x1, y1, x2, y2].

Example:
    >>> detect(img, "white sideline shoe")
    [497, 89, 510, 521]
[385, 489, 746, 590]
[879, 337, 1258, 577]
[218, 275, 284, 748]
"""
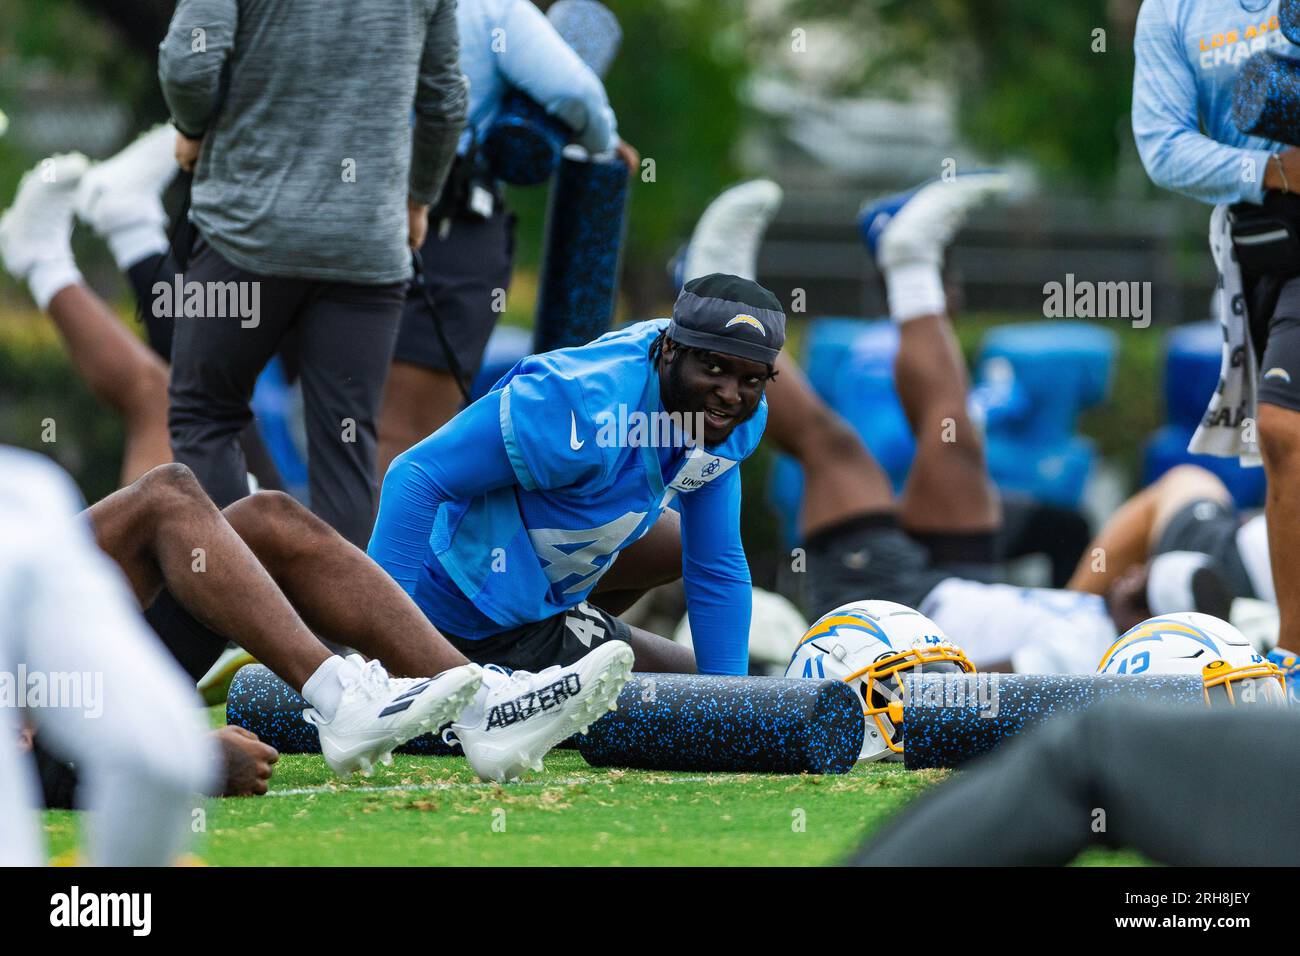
[74, 123, 176, 238]
[450, 641, 635, 783]
[0, 153, 88, 280]
[304, 657, 483, 777]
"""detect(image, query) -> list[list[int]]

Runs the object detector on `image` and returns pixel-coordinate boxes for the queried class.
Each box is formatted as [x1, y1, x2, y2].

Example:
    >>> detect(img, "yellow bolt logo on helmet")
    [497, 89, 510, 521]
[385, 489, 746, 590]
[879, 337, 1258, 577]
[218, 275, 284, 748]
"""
[1098, 612, 1288, 708]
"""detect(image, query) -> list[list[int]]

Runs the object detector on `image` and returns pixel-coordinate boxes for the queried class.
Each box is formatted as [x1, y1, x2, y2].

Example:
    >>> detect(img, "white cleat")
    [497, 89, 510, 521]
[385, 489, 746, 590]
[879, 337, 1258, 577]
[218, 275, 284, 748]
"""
[74, 123, 177, 239]
[868, 171, 1011, 272]
[0, 153, 88, 281]
[681, 179, 784, 283]
[450, 641, 635, 783]
[303, 657, 482, 778]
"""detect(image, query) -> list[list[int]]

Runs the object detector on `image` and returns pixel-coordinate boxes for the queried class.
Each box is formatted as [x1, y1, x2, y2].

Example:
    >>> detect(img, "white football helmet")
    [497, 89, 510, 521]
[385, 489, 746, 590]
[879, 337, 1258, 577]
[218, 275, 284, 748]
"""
[785, 599, 975, 762]
[1097, 611, 1287, 708]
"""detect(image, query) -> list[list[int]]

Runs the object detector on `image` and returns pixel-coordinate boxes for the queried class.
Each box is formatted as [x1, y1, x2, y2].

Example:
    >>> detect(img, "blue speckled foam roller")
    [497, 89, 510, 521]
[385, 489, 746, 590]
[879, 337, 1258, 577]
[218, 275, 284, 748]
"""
[532, 152, 629, 353]
[480, 0, 622, 185]
[1283, 0, 1300, 44]
[901, 673, 1204, 770]
[546, 0, 623, 78]
[225, 664, 461, 756]
[1232, 50, 1300, 145]
[576, 674, 866, 775]
[480, 93, 572, 187]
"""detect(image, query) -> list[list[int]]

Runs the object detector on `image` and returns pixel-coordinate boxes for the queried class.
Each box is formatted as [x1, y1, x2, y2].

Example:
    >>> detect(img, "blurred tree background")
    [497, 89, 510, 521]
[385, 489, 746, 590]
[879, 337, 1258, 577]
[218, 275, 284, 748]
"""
[1, 0, 1179, 529]
[755, 0, 1143, 190]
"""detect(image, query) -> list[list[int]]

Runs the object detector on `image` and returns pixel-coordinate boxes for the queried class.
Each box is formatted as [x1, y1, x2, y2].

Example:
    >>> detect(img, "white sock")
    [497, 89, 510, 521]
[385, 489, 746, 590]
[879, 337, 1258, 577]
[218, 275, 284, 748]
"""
[107, 219, 169, 272]
[28, 258, 83, 310]
[302, 655, 360, 722]
[884, 260, 946, 324]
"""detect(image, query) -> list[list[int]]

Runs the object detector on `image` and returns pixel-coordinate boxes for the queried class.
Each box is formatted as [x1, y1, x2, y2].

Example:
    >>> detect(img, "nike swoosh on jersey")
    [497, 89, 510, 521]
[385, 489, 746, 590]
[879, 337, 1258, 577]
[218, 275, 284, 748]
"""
[570, 412, 585, 451]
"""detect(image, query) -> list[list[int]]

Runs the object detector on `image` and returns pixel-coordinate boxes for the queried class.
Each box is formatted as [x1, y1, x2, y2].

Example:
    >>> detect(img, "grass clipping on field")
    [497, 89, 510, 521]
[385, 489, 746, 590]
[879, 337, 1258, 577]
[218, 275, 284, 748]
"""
[41, 745, 1149, 866]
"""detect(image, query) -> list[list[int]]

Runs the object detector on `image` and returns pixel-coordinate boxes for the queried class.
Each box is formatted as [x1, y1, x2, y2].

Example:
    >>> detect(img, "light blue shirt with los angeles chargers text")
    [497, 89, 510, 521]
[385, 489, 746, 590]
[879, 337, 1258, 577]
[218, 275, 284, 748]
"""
[1133, 0, 1300, 204]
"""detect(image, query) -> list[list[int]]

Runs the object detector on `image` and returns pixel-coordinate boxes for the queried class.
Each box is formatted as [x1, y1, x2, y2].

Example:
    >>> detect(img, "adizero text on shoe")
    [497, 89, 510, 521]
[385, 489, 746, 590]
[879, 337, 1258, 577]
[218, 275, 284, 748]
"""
[454, 641, 635, 783]
[303, 660, 482, 778]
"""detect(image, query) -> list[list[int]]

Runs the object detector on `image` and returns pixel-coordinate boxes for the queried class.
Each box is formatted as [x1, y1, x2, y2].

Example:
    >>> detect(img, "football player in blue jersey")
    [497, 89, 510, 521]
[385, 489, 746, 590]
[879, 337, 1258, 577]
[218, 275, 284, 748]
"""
[369, 273, 786, 677]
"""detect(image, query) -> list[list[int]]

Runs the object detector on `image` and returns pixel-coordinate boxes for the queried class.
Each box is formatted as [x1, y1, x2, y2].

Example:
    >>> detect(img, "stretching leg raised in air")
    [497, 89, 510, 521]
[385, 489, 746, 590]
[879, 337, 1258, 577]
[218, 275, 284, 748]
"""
[0, 152, 171, 483]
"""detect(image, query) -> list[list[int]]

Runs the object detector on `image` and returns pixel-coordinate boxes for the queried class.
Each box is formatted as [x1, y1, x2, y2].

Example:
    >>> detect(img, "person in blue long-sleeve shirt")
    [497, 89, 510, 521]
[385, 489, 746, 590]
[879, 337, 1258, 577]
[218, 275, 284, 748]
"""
[1133, 0, 1300, 676]
[368, 274, 786, 676]
[377, 0, 640, 477]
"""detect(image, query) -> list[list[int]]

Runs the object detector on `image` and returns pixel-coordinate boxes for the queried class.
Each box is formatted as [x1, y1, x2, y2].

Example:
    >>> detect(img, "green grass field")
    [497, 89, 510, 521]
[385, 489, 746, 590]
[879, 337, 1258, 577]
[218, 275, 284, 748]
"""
[39, 710, 1147, 866]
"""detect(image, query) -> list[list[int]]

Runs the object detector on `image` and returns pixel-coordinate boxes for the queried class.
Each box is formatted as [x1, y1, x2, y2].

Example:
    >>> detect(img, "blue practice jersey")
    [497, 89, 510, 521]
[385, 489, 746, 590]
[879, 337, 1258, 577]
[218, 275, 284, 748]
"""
[368, 319, 765, 675]
[1133, 0, 1298, 204]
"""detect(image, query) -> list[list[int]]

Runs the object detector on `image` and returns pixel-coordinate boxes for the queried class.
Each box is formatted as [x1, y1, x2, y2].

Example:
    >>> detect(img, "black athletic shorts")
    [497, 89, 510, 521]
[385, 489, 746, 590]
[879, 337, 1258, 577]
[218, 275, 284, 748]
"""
[441, 602, 631, 672]
[142, 588, 229, 682]
[799, 514, 952, 621]
[1153, 498, 1257, 599]
[1246, 273, 1300, 413]
[395, 206, 516, 379]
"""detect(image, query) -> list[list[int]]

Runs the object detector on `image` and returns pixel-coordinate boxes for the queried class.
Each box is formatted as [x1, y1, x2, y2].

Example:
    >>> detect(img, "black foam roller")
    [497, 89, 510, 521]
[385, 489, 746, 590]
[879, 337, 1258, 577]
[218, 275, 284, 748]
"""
[576, 674, 866, 775]
[532, 152, 629, 353]
[225, 663, 461, 756]
[901, 673, 1205, 770]
[1232, 50, 1300, 146]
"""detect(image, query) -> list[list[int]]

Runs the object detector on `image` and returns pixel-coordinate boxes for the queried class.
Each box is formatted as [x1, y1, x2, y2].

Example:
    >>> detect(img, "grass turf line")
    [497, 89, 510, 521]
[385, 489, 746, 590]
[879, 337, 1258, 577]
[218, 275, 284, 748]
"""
[41, 747, 1148, 866]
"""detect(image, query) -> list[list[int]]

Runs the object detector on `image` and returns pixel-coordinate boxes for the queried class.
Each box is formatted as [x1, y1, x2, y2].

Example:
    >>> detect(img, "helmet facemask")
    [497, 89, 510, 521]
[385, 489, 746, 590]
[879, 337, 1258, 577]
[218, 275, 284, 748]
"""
[1201, 658, 1288, 708]
[846, 645, 975, 757]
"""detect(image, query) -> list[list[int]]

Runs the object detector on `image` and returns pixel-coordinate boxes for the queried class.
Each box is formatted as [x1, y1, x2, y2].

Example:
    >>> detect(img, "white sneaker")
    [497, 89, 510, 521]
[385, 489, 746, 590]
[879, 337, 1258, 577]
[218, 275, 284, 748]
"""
[0, 153, 88, 280]
[870, 171, 1011, 272]
[681, 179, 784, 283]
[450, 641, 635, 783]
[74, 123, 176, 238]
[303, 657, 483, 777]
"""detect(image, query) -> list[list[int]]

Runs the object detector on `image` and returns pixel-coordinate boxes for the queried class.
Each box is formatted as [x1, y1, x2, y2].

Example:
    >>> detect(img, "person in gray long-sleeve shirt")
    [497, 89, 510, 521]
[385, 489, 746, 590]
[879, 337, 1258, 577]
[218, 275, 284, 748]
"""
[157, 0, 467, 547]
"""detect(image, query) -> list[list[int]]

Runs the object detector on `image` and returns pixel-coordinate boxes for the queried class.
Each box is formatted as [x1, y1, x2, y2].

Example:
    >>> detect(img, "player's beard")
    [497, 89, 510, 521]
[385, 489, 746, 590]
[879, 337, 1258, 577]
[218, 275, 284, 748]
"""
[661, 354, 757, 447]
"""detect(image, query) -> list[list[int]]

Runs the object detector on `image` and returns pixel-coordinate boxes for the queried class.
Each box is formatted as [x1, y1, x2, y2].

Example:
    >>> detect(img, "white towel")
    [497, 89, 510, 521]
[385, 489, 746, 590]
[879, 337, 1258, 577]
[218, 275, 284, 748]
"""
[1188, 204, 1263, 467]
